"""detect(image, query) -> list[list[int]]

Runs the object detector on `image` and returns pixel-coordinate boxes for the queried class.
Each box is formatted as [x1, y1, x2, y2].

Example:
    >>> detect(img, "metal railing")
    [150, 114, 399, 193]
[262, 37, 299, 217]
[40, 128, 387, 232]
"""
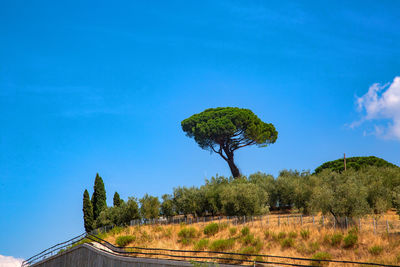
[22, 230, 400, 267]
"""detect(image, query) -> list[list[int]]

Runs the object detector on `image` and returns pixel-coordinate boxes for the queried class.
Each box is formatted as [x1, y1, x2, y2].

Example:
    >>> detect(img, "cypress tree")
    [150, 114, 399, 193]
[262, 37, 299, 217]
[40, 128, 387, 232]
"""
[82, 189, 94, 232]
[92, 173, 107, 220]
[113, 192, 121, 207]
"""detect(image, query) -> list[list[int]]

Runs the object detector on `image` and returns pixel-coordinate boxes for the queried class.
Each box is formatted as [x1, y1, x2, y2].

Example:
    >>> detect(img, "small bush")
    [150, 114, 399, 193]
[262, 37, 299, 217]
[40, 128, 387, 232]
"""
[194, 239, 209, 250]
[229, 227, 237, 236]
[369, 245, 383, 255]
[241, 226, 250, 236]
[343, 233, 358, 248]
[178, 227, 197, 245]
[281, 238, 294, 249]
[311, 251, 332, 266]
[178, 227, 197, 239]
[289, 231, 298, 238]
[116, 235, 136, 247]
[209, 239, 235, 251]
[278, 232, 286, 239]
[300, 229, 310, 240]
[204, 223, 219, 236]
[330, 233, 343, 246]
[242, 234, 255, 245]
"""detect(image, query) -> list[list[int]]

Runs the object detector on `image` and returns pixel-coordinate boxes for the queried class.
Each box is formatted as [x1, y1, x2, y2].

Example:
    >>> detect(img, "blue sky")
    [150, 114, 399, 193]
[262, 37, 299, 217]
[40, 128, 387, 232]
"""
[1, 0, 399, 260]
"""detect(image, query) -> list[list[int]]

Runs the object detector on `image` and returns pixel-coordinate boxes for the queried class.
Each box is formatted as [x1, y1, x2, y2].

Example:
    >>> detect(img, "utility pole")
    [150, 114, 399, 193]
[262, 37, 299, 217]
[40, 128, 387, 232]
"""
[344, 153, 347, 171]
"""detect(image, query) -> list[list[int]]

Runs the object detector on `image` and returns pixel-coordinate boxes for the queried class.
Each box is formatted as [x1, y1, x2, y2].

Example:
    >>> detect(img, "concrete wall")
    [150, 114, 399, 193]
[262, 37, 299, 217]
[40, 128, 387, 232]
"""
[31, 244, 231, 267]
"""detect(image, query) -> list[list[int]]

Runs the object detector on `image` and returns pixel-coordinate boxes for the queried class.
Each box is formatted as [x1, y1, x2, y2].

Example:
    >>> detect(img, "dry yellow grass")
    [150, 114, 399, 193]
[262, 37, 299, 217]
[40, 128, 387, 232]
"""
[99, 217, 400, 266]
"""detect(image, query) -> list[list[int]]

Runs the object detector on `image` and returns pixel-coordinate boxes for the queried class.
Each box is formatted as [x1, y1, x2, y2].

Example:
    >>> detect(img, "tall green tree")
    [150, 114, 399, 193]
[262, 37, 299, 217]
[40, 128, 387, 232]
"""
[181, 107, 277, 177]
[139, 194, 160, 219]
[310, 169, 370, 223]
[113, 192, 122, 207]
[160, 194, 175, 218]
[82, 189, 94, 232]
[92, 173, 107, 220]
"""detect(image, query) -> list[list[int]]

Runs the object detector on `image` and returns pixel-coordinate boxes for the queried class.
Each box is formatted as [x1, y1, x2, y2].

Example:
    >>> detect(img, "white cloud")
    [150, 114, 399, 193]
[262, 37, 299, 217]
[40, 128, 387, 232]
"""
[354, 76, 400, 140]
[0, 254, 24, 267]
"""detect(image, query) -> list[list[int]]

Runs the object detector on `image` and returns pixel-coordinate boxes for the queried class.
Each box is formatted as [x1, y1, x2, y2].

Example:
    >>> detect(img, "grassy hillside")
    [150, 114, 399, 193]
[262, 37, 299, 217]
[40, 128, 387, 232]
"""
[96, 214, 400, 266]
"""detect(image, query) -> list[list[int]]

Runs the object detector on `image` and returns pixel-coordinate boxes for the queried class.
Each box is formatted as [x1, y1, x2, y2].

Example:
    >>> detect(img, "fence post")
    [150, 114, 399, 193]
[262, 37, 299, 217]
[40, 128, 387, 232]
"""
[322, 216, 324, 227]
[359, 218, 361, 231]
[346, 217, 348, 230]
[278, 215, 280, 226]
[301, 215, 303, 226]
[267, 215, 269, 226]
[287, 215, 289, 225]
[313, 215, 315, 226]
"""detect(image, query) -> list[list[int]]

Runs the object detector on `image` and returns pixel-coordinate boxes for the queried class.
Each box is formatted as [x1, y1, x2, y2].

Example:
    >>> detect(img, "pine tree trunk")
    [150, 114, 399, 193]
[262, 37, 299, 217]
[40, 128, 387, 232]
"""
[226, 154, 241, 178]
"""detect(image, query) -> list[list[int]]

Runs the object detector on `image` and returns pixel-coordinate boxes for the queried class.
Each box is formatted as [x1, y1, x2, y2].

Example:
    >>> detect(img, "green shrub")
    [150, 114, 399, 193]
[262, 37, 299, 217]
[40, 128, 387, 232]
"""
[194, 239, 209, 250]
[300, 229, 310, 240]
[281, 238, 294, 249]
[178, 227, 197, 239]
[343, 233, 358, 248]
[278, 232, 286, 239]
[242, 234, 255, 245]
[178, 227, 197, 245]
[241, 226, 250, 236]
[229, 227, 237, 236]
[288, 231, 298, 238]
[116, 235, 136, 247]
[368, 245, 383, 255]
[311, 252, 332, 266]
[204, 223, 219, 236]
[209, 239, 235, 251]
[330, 233, 343, 246]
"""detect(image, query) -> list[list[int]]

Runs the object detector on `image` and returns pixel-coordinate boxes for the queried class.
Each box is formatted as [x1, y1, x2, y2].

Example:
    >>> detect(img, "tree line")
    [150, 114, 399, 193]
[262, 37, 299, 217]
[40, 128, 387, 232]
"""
[83, 163, 400, 232]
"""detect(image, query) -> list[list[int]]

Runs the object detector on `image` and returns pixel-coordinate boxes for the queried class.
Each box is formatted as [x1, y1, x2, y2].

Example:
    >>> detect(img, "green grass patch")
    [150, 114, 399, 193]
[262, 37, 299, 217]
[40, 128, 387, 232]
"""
[209, 239, 235, 252]
[281, 238, 295, 249]
[116, 235, 136, 247]
[300, 229, 310, 240]
[229, 227, 237, 236]
[330, 233, 343, 246]
[241, 226, 250, 236]
[368, 245, 383, 255]
[204, 223, 219, 236]
[178, 227, 198, 245]
[194, 239, 209, 250]
[288, 231, 297, 238]
[343, 232, 358, 248]
[278, 232, 286, 239]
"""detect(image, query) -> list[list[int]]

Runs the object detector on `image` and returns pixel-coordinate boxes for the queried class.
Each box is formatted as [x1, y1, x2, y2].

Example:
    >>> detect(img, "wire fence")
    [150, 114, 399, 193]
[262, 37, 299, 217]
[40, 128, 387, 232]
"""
[127, 214, 400, 235]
